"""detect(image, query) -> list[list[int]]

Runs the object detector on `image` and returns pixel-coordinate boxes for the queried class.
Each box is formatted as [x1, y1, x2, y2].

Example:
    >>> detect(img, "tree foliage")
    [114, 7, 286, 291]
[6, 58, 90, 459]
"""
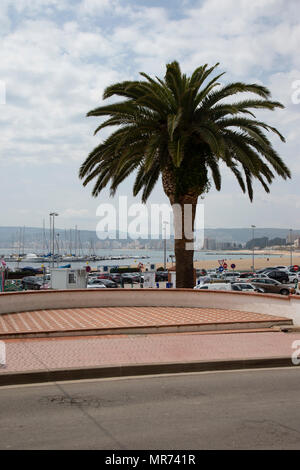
[80, 61, 290, 204]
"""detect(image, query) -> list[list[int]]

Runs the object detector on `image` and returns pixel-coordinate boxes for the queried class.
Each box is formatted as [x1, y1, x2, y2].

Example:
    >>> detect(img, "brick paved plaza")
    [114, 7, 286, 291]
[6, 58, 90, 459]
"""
[0, 306, 296, 380]
[0, 306, 289, 337]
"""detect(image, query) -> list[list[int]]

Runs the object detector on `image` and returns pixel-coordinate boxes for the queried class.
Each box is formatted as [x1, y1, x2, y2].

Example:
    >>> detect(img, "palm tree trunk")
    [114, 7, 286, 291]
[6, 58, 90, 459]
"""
[162, 165, 199, 288]
[172, 194, 198, 288]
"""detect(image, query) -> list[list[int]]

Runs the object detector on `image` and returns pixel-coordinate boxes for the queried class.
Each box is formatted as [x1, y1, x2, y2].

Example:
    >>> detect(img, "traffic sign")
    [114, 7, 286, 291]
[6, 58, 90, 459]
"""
[294, 265, 299, 271]
[223, 263, 228, 269]
[218, 266, 224, 272]
[231, 263, 236, 269]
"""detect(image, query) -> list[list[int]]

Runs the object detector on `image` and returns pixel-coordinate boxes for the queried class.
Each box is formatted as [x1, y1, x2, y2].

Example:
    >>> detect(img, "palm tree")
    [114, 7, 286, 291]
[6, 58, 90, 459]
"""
[79, 61, 290, 288]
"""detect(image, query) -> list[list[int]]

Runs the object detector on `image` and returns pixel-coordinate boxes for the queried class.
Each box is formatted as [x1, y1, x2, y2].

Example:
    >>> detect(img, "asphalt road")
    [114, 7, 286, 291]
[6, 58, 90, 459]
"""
[1, 368, 300, 450]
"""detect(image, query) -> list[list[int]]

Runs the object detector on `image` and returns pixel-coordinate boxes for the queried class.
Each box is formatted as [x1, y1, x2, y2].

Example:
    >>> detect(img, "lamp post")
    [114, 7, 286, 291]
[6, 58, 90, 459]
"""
[56, 233, 60, 264]
[49, 214, 52, 265]
[251, 225, 256, 271]
[290, 229, 293, 266]
[49, 212, 59, 267]
[163, 221, 169, 270]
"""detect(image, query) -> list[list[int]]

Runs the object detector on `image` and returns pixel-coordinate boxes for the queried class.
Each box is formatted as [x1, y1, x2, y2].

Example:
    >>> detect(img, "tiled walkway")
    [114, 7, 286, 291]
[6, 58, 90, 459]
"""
[0, 331, 299, 373]
[0, 307, 289, 336]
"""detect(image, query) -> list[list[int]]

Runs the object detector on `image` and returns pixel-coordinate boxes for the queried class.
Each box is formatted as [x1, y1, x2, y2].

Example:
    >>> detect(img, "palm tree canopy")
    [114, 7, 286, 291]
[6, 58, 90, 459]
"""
[80, 61, 290, 203]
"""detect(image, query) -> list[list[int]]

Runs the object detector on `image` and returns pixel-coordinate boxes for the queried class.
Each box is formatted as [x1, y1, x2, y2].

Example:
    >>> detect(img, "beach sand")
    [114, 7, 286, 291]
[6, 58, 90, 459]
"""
[157, 251, 300, 271]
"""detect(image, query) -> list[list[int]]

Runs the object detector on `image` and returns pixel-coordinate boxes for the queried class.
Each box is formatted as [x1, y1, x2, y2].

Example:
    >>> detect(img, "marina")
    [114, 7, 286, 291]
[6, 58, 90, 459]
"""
[0, 248, 285, 273]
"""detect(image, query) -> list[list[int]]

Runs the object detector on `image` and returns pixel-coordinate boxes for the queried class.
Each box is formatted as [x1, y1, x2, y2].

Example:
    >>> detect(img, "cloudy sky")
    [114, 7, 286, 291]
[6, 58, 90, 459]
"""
[0, 0, 300, 233]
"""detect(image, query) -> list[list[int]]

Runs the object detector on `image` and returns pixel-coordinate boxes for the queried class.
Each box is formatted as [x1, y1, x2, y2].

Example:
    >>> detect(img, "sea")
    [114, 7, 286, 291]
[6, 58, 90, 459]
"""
[0, 247, 282, 270]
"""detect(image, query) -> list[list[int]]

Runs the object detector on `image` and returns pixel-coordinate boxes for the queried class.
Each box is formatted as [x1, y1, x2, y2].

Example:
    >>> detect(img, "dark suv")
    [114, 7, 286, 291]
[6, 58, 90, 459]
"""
[266, 270, 289, 283]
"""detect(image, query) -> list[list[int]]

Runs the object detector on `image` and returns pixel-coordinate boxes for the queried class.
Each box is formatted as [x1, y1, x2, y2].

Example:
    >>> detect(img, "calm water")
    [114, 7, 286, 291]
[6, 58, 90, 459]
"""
[0, 247, 282, 270]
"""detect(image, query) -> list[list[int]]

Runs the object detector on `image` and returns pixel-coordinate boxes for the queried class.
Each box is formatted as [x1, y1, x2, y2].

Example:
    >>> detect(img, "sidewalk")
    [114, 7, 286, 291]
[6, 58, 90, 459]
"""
[0, 306, 296, 386]
[0, 330, 299, 385]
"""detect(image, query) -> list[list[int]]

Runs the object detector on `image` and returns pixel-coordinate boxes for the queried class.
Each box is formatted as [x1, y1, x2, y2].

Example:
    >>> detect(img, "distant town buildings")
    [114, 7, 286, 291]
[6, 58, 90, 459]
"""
[203, 238, 217, 250]
[287, 232, 300, 244]
[293, 237, 300, 248]
[203, 238, 243, 251]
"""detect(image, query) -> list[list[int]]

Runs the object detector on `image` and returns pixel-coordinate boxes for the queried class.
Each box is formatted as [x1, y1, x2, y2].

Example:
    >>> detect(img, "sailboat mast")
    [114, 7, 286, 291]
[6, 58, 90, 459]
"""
[69, 229, 72, 255]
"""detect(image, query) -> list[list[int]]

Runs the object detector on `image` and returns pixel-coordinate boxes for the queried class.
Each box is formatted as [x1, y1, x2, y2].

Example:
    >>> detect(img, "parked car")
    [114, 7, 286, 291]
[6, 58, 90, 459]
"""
[196, 268, 207, 277]
[272, 265, 289, 271]
[288, 265, 300, 273]
[89, 272, 122, 284]
[155, 271, 169, 282]
[231, 283, 263, 292]
[91, 278, 118, 288]
[254, 269, 289, 281]
[121, 273, 141, 283]
[109, 273, 122, 283]
[288, 272, 300, 283]
[256, 268, 268, 274]
[87, 280, 106, 288]
[194, 283, 232, 291]
[256, 267, 277, 274]
[237, 272, 255, 279]
[95, 273, 111, 280]
[252, 273, 269, 279]
[220, 272, 241, 282]
[196, 275, 212, 285]
[249, 278, 294, 295]
[266, 270, 289, 283]
[21, 276, 43, 290]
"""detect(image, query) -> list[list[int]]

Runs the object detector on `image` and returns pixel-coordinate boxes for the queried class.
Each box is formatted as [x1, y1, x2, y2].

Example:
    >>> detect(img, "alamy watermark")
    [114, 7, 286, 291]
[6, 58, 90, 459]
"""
[0, 341, 6, 368]
[95, 197, 204, 250]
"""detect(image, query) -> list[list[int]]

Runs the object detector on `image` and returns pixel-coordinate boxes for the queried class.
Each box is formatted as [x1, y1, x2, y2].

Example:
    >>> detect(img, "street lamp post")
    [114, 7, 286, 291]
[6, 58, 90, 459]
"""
[163, 221, 169, 270]
[49, 214, 52, 265]
[290, 229, 293, 266]
[49, 212, 59, 268]
[56, 233, 60, 265]
[251, 225, 256, 271]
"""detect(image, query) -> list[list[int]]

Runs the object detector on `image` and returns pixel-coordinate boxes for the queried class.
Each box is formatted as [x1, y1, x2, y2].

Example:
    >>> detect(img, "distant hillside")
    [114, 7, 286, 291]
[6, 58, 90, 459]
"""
[204, 228, 298, 243]
[0, 226, 298, 246]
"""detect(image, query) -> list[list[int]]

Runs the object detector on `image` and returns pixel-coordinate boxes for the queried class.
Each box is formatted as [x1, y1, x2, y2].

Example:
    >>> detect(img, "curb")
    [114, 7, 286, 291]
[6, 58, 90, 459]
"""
[0, 356, 295, 387]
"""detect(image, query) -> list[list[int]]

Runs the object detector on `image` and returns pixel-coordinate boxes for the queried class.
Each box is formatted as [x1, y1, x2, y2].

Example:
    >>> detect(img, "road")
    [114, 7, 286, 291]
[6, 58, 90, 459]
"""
[0, 368, 300, 449]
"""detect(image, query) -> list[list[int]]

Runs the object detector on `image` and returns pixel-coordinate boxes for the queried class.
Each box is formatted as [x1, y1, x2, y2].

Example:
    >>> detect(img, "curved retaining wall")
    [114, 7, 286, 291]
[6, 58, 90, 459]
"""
[0, 289, 300, 325]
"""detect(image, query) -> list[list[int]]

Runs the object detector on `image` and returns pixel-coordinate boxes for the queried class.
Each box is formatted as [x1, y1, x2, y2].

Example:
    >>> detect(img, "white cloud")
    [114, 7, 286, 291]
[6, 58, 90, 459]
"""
[78, 0, 112, 16]
[61, 208, 90, 217]
[0, 0, 299, 229]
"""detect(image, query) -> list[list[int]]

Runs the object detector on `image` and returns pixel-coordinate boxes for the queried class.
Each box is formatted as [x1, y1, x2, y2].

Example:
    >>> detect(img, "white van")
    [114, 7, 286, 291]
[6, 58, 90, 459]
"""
[220, 272, 241, 282]
[194, 283, 232, 291]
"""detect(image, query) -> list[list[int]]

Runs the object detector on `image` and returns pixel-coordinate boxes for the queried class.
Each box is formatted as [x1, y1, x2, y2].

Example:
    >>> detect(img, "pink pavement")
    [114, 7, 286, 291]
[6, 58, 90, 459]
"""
[0, 306, 289, 337]
[0, 331, 299, 374]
